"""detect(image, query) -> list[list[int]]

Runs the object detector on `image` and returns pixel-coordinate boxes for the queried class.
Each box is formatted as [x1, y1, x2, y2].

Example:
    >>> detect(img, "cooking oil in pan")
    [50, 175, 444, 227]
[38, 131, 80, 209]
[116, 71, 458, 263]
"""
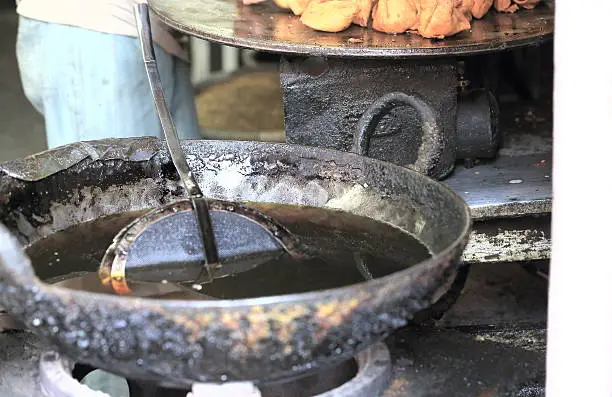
[26, 204, 431, 299]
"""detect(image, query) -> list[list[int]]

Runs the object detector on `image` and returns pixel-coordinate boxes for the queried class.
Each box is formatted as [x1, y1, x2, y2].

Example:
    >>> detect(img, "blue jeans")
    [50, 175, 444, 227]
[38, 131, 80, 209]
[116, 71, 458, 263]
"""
[16, 17, 201, 149]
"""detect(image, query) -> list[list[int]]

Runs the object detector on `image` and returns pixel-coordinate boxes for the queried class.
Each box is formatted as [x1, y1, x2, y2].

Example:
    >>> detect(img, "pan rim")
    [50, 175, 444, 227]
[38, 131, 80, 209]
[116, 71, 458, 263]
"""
[15, 139, 472, 310]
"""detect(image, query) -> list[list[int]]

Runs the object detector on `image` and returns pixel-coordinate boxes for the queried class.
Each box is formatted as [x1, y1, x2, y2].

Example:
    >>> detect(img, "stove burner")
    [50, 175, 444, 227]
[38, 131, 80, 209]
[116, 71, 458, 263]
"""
[317, 343, 391, 397]
[0, 263, 547, 397]
[40, 351, 112, 397]
[37, 343, 391, 397]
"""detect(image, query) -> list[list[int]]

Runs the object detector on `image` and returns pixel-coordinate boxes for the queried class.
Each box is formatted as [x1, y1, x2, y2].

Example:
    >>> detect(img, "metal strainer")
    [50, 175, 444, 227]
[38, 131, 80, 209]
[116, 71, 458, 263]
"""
[98, 4, 302, 295]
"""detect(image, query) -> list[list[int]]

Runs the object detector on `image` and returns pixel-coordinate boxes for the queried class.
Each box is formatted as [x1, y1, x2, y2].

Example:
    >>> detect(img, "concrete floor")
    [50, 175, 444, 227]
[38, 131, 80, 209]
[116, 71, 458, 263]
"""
[0, 7, 46, 163]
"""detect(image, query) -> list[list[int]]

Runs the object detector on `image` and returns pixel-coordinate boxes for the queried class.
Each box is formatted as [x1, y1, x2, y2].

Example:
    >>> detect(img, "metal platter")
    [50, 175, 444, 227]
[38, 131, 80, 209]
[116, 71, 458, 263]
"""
[149, 0, 554, 58]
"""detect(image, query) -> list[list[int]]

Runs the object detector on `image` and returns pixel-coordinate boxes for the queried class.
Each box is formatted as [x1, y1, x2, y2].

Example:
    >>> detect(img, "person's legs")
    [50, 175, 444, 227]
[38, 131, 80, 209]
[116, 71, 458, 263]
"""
[16, 17, 45, 115]
[171, 59, 202, 140]
[16, 17, 200, 149]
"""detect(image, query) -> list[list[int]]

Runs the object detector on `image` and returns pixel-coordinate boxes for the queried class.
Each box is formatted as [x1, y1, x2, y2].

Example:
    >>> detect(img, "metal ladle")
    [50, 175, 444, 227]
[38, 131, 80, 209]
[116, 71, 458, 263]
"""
[97, 4, 302, 295]
[135, 2, 218, 284]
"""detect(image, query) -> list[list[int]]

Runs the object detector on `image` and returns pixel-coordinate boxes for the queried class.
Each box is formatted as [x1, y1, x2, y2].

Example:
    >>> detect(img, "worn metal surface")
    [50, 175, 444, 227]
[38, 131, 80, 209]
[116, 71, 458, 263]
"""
[450, 91, 553, 220]
[0, 263, 547, 397]
[0, 138, 470, 386]
[37, 343, 390, 397]
[447, 99, 553, 263]
[0, 326, 546, 397]
[466, 216, 550, 263]
[281, 57, 457, 179]
[281, 57, 506, 179]
[149, 0, 554, 58]
[0, 124, 552, 268]
[446, 96, 552, 264]
[0, 112, 552, 265]
[446, 135, 552, 221]
[456, 90, 500, 160]
[321, 342, 391, 397]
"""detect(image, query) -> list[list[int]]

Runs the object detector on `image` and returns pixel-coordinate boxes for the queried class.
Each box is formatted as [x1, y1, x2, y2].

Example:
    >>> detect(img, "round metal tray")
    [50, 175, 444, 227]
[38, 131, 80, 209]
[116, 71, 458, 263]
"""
[150, 0, 554, 58]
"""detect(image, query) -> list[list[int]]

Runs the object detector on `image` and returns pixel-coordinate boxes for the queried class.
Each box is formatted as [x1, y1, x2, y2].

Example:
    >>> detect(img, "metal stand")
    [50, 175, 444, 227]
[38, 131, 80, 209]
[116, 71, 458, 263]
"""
[38, 343, 391, 397]
[190, 342, 392, 397]
[39, 352, 109, 397]
[280, 56, 458, 179]
[280, 57, 500, 181]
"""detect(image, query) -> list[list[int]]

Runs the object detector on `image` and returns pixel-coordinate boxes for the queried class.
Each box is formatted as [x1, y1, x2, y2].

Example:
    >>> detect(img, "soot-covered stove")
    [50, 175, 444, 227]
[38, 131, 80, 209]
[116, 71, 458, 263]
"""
[0, 1, 553, 396]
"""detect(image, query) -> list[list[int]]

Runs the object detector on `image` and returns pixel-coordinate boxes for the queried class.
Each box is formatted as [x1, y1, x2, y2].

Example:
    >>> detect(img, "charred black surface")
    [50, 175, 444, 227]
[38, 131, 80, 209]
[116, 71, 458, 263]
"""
[0, 262, 547, 397]
[281, 57, 458, 180]
[382, 326, 545, 397]
[0, 149, 181, 243]
[0, 260, 454, 386]
[280, 56, 504, 180]
[0, 138, 470, 385]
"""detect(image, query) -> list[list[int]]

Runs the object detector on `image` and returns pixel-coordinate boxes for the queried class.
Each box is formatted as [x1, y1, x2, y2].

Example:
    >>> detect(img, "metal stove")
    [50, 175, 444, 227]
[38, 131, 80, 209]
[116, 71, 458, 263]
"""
[0, 1, 554, 396]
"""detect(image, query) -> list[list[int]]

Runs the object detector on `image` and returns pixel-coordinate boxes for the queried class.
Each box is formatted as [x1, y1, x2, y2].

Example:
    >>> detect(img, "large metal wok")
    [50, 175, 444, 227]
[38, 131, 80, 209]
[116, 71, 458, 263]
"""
[0, 136, 470, 387]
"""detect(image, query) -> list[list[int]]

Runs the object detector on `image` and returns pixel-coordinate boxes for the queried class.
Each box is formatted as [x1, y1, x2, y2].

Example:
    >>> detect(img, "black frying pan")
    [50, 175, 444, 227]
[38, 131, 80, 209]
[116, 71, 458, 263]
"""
[0, 95, 470, 387]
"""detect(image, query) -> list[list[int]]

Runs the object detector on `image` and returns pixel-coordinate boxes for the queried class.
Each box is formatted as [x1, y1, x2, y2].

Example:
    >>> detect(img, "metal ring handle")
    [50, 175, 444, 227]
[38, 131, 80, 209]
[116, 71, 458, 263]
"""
[351, 92, 442, 175]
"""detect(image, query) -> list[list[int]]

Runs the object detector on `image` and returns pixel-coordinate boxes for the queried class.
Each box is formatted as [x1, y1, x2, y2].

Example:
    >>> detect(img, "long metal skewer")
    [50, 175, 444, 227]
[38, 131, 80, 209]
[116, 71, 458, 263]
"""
[134, 3, 217, 282]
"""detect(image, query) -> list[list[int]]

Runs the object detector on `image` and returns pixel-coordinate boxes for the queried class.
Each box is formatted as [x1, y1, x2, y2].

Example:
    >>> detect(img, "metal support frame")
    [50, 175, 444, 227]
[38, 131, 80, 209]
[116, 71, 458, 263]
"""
[280, 56, 459, 180]
[280, 56, 501, 180]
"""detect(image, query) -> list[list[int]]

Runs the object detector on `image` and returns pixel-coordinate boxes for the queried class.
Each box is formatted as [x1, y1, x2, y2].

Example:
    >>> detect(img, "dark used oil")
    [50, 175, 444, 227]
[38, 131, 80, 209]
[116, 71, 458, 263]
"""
[26, 205, 431, 300]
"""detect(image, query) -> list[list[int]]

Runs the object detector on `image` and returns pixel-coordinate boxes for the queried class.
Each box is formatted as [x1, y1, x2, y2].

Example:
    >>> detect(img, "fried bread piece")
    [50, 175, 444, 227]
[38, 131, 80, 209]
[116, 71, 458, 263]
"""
[353, 0, 374, 26]
[300, 0, 373, 32]
[513, 0, 540, 9]
[459, 0, 475, 20]
[243, 0, 541, 36]
[372, 0, 419, 34]
[471, 0, 494, 18]
[494, 0, 518, 12]
[274, 0, 312, 15]
[416, 0, 472, 38]
[494, 0, 540, 13]
[372, 0, 472, 38]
